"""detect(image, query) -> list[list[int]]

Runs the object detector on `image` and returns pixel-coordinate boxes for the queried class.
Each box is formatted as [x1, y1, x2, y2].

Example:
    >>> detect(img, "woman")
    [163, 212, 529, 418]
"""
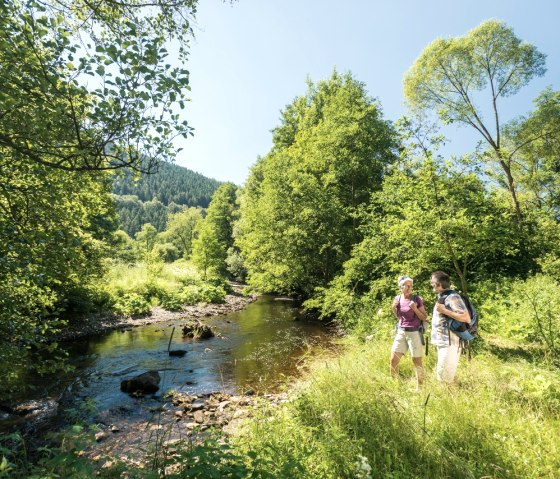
[390, 275, 428, 389]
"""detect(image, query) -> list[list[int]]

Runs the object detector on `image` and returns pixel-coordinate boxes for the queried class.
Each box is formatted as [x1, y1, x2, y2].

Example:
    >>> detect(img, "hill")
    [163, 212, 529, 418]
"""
[112, 162, 223, 236]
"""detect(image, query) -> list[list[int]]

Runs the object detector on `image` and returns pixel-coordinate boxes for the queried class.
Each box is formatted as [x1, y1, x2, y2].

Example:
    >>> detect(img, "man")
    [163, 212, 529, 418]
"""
[430, 271, 471, 383]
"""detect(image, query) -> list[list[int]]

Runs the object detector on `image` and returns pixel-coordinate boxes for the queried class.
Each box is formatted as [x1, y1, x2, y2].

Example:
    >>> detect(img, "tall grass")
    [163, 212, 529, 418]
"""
[233, 334, 560, 478]
[99, 259, 228, 315]
[103, 259, 199, 296]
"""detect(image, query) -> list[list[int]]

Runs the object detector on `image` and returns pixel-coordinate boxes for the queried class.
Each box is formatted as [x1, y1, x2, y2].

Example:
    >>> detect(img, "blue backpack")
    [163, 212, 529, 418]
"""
[438, 291, 478, 342]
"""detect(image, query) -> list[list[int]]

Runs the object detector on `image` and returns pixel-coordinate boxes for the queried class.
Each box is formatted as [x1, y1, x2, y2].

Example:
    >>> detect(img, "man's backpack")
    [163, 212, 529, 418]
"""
[438, 291, 478, 342]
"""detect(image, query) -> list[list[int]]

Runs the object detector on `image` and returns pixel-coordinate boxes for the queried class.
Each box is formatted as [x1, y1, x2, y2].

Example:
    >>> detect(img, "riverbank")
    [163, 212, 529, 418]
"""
[58, 282, 258, 342]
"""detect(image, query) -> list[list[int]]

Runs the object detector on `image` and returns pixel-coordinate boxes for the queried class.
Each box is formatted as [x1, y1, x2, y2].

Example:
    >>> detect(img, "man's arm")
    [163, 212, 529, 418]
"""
[436, 303, 471, 324]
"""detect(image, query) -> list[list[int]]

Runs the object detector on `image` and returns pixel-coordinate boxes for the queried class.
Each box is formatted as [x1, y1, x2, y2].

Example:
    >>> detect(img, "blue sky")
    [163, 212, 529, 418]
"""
[174, 0, 560, 184]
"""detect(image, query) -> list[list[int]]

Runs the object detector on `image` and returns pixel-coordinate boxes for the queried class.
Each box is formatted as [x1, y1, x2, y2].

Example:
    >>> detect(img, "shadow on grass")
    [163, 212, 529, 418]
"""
[484, 339, 545, 364]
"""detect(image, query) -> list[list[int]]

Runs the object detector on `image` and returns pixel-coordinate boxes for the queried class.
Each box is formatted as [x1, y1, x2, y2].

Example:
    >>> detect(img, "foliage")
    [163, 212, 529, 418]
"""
[152, 242, 180, 263]
[112, 292, 152, 316]
[237, 70, 398, 296]
[113, 161, 221, 207]
[101, 260, 228, 314]
[0, 0, 196, 174]
[234, 337, 560, 478]
[0, 0, 205, 396]
[504, 88, 560, 216]
[481, 275, 560, 358]
[135, 223, 158, 254]
[160, 207, 203, 258]
[112, 162, 220, 237]
[0, 158, 115, 394]
[109, 229, 137, 263]
[226, 247, 248, 282]
[404, 19, 548, 225]
[192, 183, 239, 279]
[314, 151, 519, 327]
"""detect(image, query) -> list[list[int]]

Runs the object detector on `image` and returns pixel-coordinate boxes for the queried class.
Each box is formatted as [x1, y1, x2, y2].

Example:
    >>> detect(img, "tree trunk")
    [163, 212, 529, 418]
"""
[497, 152, 523, 229]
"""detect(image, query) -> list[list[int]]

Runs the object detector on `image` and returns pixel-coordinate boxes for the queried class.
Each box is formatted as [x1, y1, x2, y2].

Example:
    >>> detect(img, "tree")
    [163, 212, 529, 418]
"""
[404, 20, 547, 227]
[135, 223, 158, 254]
[191, 221, 226, 280]
[204, 183, 239, 249]
[191, 183, 239, 278]
[0, 157, 115, 393]
[237, 71, 398, 296]
[503, 88, 560, 215]
[314, 118, 521, 325]
[0, 0, 198, 174]
[160, 208, 202, 258]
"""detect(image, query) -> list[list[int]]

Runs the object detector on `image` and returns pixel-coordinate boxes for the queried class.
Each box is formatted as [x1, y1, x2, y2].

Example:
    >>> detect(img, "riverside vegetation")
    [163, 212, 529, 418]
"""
[1, 2, 560, 477]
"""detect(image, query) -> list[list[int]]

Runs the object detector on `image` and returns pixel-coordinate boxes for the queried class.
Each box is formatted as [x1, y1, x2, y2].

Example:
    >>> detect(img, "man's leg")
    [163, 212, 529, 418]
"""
[436, 344, 461, 383]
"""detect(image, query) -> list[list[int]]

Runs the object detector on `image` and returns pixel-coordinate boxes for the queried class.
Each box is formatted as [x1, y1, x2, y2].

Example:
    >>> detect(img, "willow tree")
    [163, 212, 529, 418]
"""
[237, 71, 398, 297]
[404, 20, 547, 227]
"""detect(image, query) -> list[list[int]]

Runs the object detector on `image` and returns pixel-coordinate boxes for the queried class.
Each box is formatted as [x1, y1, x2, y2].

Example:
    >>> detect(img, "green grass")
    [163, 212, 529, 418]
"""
[103, 259, 199, 295]
[231, 333, 560, 478]
[99, 259, 228, 315]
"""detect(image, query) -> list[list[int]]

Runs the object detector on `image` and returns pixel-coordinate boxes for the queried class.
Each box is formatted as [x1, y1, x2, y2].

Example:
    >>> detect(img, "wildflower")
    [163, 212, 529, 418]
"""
[354, 454, 372, 479]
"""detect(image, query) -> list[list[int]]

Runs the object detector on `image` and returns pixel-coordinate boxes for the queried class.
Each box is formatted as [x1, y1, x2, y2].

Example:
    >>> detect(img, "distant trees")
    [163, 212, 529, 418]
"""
[192, 183, 239, 279]
[161, 208, 203, 259]
[113, 162, 220, 206]
[112, 163, 221, 236]
[237, 71, 398, 296]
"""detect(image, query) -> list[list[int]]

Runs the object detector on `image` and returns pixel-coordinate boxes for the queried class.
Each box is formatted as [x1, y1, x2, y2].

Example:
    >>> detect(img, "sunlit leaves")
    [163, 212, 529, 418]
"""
[237, 71, 398, 296]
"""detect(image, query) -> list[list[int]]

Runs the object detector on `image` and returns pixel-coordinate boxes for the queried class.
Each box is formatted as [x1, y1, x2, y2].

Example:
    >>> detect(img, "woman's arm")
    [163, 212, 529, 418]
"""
[410, 301, 427, 321]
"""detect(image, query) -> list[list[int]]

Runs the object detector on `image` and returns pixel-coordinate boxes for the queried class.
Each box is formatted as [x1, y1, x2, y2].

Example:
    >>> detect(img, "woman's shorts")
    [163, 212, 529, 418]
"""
[391, 329, 424, 358]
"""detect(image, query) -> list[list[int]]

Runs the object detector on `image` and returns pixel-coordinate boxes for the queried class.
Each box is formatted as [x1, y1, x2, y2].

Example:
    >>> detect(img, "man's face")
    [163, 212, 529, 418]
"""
[430, 277, 443, 293]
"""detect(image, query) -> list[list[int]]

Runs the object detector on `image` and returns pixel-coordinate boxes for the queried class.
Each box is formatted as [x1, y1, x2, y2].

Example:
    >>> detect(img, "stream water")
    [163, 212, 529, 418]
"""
[2, 295, 332, 434]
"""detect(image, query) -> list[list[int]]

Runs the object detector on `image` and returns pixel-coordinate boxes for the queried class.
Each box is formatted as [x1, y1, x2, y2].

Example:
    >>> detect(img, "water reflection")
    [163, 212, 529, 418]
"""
[63, 295, 330, 412]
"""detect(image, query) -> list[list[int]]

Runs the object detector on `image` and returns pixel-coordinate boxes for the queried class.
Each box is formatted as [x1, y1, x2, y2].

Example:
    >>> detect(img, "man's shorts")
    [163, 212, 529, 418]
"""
[391, 329, 424, 358]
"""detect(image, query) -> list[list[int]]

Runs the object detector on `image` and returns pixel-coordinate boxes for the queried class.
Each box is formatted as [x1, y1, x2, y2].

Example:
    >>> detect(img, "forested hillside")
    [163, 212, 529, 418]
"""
[112, 163, 223, 235]
[113, 162, 221, 206]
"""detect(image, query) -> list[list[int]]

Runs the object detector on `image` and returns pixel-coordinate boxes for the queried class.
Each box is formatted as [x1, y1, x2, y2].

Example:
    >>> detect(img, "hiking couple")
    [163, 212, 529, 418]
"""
[390, 271, 471, 388]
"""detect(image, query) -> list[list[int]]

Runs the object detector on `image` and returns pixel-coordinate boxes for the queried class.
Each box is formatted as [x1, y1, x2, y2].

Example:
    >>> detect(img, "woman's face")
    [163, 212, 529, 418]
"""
[400, 280, 413, 295]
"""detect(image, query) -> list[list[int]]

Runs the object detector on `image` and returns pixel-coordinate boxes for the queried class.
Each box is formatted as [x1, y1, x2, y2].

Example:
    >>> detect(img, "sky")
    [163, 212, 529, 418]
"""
[173, 0, 560, 185]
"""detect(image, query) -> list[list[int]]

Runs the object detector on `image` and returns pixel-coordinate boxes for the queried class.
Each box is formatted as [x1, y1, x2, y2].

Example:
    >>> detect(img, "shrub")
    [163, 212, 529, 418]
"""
[112, 293, 151, 316]
[152, 242, 179, 263]
[482, 275, 560, 357]
[158, 291, 185, 311]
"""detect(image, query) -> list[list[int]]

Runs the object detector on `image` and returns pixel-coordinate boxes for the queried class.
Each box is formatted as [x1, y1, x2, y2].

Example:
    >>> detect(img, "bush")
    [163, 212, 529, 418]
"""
[481, 275, 560, 357]
[112, 292, 151, 316]
[152, 242, 179, 263]
[158, 290, 185, 311]
[177, 282, 227, 305]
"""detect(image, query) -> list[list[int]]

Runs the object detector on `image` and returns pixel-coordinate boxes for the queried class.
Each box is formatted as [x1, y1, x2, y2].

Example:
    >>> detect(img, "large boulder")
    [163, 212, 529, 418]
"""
[182, 320, 214, 339]
[120, 370, 161, 394]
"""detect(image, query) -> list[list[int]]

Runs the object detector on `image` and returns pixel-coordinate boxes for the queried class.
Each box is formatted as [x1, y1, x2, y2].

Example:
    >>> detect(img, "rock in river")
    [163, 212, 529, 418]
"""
[120, 370, 161, 394]
[182, 320, 214, 339]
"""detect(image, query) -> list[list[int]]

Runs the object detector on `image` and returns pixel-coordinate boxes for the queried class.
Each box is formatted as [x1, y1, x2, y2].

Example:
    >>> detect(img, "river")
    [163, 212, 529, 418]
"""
[1, 295, 332, 434]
